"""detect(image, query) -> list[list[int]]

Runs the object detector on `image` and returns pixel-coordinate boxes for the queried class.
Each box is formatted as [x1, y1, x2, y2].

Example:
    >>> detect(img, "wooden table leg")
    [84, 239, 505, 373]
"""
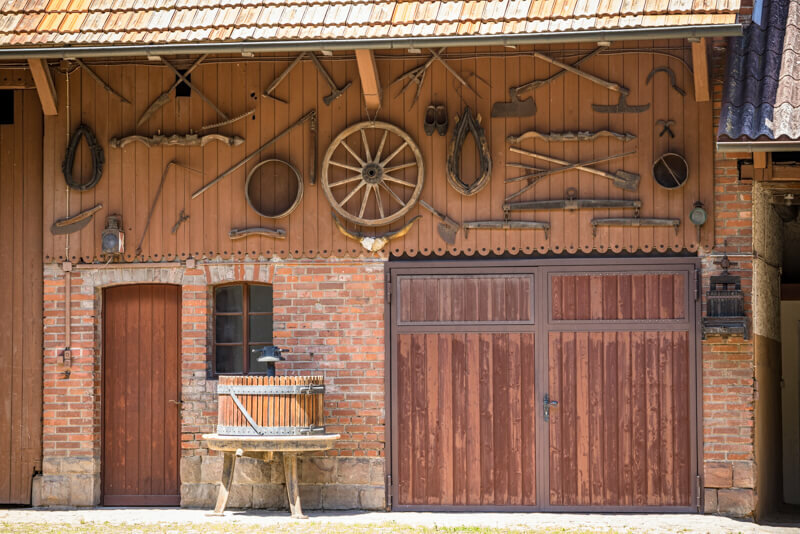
[283, 452, 308, 519]
[210, 449, 240, 516]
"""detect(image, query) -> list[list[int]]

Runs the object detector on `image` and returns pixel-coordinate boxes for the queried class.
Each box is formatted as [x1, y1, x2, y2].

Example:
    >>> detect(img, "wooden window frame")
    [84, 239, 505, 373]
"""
[212, 281, 273, 377]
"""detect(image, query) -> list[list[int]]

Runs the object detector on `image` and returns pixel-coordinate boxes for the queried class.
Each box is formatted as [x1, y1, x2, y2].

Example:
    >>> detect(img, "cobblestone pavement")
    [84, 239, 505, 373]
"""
[0, 508, 799, 533]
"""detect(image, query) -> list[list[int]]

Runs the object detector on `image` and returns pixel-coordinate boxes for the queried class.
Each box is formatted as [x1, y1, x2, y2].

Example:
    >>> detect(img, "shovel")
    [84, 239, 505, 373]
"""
[418, 199, 459, 245]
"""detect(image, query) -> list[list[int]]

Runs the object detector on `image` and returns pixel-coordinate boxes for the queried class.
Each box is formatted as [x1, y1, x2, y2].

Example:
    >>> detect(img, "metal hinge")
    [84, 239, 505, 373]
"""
[696, 474, 703, 511]
[693, 267, 700, 302]
[386, 473, 392, 508]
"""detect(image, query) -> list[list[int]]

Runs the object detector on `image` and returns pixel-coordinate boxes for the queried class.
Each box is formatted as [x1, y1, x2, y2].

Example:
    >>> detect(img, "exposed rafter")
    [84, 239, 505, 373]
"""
[27, 58, 57, 115]
[691, 38, 710, 102]
[355, 49, 381, 115]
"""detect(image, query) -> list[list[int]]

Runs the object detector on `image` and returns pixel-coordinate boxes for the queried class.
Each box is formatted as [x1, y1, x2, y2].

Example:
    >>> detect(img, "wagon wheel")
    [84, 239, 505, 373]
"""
[321, 121, 424, 227]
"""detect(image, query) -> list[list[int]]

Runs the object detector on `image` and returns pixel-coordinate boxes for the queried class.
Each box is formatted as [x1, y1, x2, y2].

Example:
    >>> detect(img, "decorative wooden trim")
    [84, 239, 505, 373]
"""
[355, 49, 381, 114]
[27, 59, 57, 115]
[691, 38, 710, 102]
[0, 70, 34, 89]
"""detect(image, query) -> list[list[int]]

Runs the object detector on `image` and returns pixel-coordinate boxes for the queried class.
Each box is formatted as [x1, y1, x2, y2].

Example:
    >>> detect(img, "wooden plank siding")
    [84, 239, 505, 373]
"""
[0, 90, 43, 505]
[42, 43, 713, 263]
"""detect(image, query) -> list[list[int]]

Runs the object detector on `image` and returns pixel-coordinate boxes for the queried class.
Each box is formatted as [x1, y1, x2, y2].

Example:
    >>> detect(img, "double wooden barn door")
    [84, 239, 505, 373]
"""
[389, 260, 699, 511]
[103, 284, 181, 506]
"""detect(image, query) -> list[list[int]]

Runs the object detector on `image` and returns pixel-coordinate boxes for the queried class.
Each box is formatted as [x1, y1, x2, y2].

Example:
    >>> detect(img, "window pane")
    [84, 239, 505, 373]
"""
[216, 315, 243, 343]
[249, 285, 273, 313]
[249, 344, 275, 373]
[216, 345, 243, 374]
[215, 285, 243, 313]
[249, 314, 273, 343]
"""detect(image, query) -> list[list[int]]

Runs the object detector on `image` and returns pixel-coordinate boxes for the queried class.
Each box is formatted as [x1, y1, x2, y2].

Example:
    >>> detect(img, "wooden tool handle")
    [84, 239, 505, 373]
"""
[532, 51, 626, 94]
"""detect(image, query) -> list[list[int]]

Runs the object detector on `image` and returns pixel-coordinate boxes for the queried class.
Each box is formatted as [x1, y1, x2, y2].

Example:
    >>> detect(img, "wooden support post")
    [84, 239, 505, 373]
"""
[754, 151, 768, 169]
[210, 449, 240, 516]
[283, 452, 307, 519]
[27, 59, 58, 115]
[691, 38, 710, 102]
[355, 49, 381, 115]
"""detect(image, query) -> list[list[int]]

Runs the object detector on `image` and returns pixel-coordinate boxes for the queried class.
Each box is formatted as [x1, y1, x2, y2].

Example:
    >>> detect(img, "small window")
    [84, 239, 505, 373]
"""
[213, 282, 273, 375]
[0, 90, 13, 124]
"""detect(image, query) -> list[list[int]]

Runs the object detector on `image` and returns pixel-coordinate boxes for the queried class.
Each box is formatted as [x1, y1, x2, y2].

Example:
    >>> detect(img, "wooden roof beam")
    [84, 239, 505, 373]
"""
[27, 59, 57, 115]
[355, 49, 381, 115]
[691, 38, 710, 102]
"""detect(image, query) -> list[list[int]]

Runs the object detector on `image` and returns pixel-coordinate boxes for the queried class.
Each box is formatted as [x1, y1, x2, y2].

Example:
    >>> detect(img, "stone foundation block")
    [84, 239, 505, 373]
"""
[39, 475, 70, 506]
[180, 456, 201, 484]
[299, 457, 336, 484]
[61, 458, 99, 475]
[704, 488, 718, 514]
[252, 484, 286, 509]
[359, 487, 385, 510]
[181, 483, 217, 508]
[299, 485, 322, 509]
[31, 475, 42, 507]
[234, 457, 270, 485]
[227, 484, 253, 509]
[336, 458, 371, 485]
[733, 462, 755, 489]
[369, 460, 385, 485]
[68, 474, 100, 507]
[200, 455, 223, 484]
[704, 462, 733, 488]
[322, 485, 360, 509]
[717, 488, 755, 517]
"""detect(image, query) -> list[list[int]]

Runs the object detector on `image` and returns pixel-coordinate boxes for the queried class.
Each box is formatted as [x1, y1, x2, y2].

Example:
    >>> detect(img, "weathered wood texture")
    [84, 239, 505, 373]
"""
[42, 42, 713, 263]
[217, 375, 324, 432]
[396, 332, 537, 506]
[0, 90, 43, 505]
[102, 284, 180, 506]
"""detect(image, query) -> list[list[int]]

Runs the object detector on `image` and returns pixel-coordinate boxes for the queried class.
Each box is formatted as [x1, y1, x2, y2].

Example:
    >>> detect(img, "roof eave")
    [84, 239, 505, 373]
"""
[717, 140, 800, 152]
[0, 23, 743, 60]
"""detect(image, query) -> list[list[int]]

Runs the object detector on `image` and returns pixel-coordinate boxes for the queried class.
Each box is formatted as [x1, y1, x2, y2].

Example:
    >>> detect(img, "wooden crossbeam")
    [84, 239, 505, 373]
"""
[691, 38, 710, 102]
[355, 49, 381, 114]
[27, 59, 57, 115]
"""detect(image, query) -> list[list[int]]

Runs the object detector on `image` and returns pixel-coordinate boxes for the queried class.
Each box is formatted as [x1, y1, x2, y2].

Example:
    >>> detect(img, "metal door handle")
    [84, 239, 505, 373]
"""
[169, 399, 183, 406]
[543, 393, 558, 422]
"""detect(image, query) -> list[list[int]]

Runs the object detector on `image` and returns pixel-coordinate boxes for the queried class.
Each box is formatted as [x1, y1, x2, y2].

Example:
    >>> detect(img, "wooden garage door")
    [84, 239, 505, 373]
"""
[389, 262, 699, 511]
[103, 284, 181, 506]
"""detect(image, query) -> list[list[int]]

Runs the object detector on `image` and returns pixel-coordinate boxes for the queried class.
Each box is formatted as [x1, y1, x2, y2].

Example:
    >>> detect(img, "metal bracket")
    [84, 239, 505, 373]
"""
[543, 393, 558, 422]
[217, 384, 325, 395]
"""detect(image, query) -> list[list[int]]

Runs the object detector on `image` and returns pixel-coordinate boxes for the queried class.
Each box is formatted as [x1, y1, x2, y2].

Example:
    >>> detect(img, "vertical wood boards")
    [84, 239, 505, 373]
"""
[390, 262, 697, 511]
[102, 284, 181, 506]
[41, 43, 713, 264]
[0, 91, 43, 505]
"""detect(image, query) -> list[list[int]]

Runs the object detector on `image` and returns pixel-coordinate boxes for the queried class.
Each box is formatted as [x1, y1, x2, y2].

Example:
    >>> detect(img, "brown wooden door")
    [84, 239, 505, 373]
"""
[103, 284, 181, 506]
[390, 262, 698, 512]
[0, 91, 43, 504]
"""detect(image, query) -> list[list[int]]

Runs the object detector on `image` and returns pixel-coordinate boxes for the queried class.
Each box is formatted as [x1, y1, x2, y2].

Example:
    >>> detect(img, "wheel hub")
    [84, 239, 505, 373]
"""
[362, 163, 383, 185]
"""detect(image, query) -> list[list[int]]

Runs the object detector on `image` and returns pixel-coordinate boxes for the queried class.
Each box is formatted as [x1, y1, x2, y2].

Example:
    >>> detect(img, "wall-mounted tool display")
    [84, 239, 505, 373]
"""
[160, 56, 229, 122]
[591, 213, 681, 236]
[245, 159, 304, 219]
[171, 210, 189, 234]
[645, 66, 686, 96]
[321, 121, 424, 227]
[393, 48, 480, 107]
[689, 201, 707, 242]
[200, 109, 255, 132]
[508, 147, 639, 193]
[656, 119, 675, 138]
[229, 227, 287, 240]
[333, 214, 421, 253]
[507, 130, 636, 144]
[75, 59, 130, 104]
[101, 215, 125, 256]
[529, 51, 649, 114]
[192, 110, 316, 199]
[137, 54, 207, 127]
[491, 46, 605, 118]
[463, 219, 550, 239]
[263, 53, 352, 106]
[447, 108, 491, 196]
[62, 124, 104, 191]
[50, 203, 103, 235]
[423, 104, 448, 136]
[652, 152, 688, 189]
[135, 161, 201, 257]
[503, 187, 641, 212]
[702, 254, 748, 339]
[110, 133, 244, 149]
[418, 199, 459, 245]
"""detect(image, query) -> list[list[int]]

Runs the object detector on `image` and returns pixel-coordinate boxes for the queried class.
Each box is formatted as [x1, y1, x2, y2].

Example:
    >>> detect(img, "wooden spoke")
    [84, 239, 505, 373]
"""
[361, 129, 372, 163]
[375, 185, 385, 219]
[381, 141, 409, 167]
[339, 181, 366, 207]
[329, 174, 364, 188]
[359, 184, 372, 219]
[329, 160, 362, 173]
[373, 130, 388, 163]
[384, 162, 418, 174]
[341, 140, 365, 167]
[383, 174, 417, 188]
[322, 121, 424, 227]
[380, 181, 406, 207]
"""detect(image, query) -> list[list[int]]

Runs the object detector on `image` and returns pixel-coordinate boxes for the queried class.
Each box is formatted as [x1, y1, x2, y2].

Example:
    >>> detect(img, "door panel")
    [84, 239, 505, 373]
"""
[103, 284, 180, 506]
[396, 332, 536, 506]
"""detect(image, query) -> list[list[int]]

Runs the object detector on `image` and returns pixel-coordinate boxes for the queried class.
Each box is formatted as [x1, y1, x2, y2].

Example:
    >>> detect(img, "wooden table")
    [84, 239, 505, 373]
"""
[203, 433, 340, 519]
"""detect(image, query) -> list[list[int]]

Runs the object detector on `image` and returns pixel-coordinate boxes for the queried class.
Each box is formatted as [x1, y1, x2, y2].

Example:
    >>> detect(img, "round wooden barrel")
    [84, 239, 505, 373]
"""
[216, 376, 325, 436]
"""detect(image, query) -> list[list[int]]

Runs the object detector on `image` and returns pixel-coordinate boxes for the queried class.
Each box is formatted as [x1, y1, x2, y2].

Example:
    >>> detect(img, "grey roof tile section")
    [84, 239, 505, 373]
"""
[718, 0, 800, 142]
